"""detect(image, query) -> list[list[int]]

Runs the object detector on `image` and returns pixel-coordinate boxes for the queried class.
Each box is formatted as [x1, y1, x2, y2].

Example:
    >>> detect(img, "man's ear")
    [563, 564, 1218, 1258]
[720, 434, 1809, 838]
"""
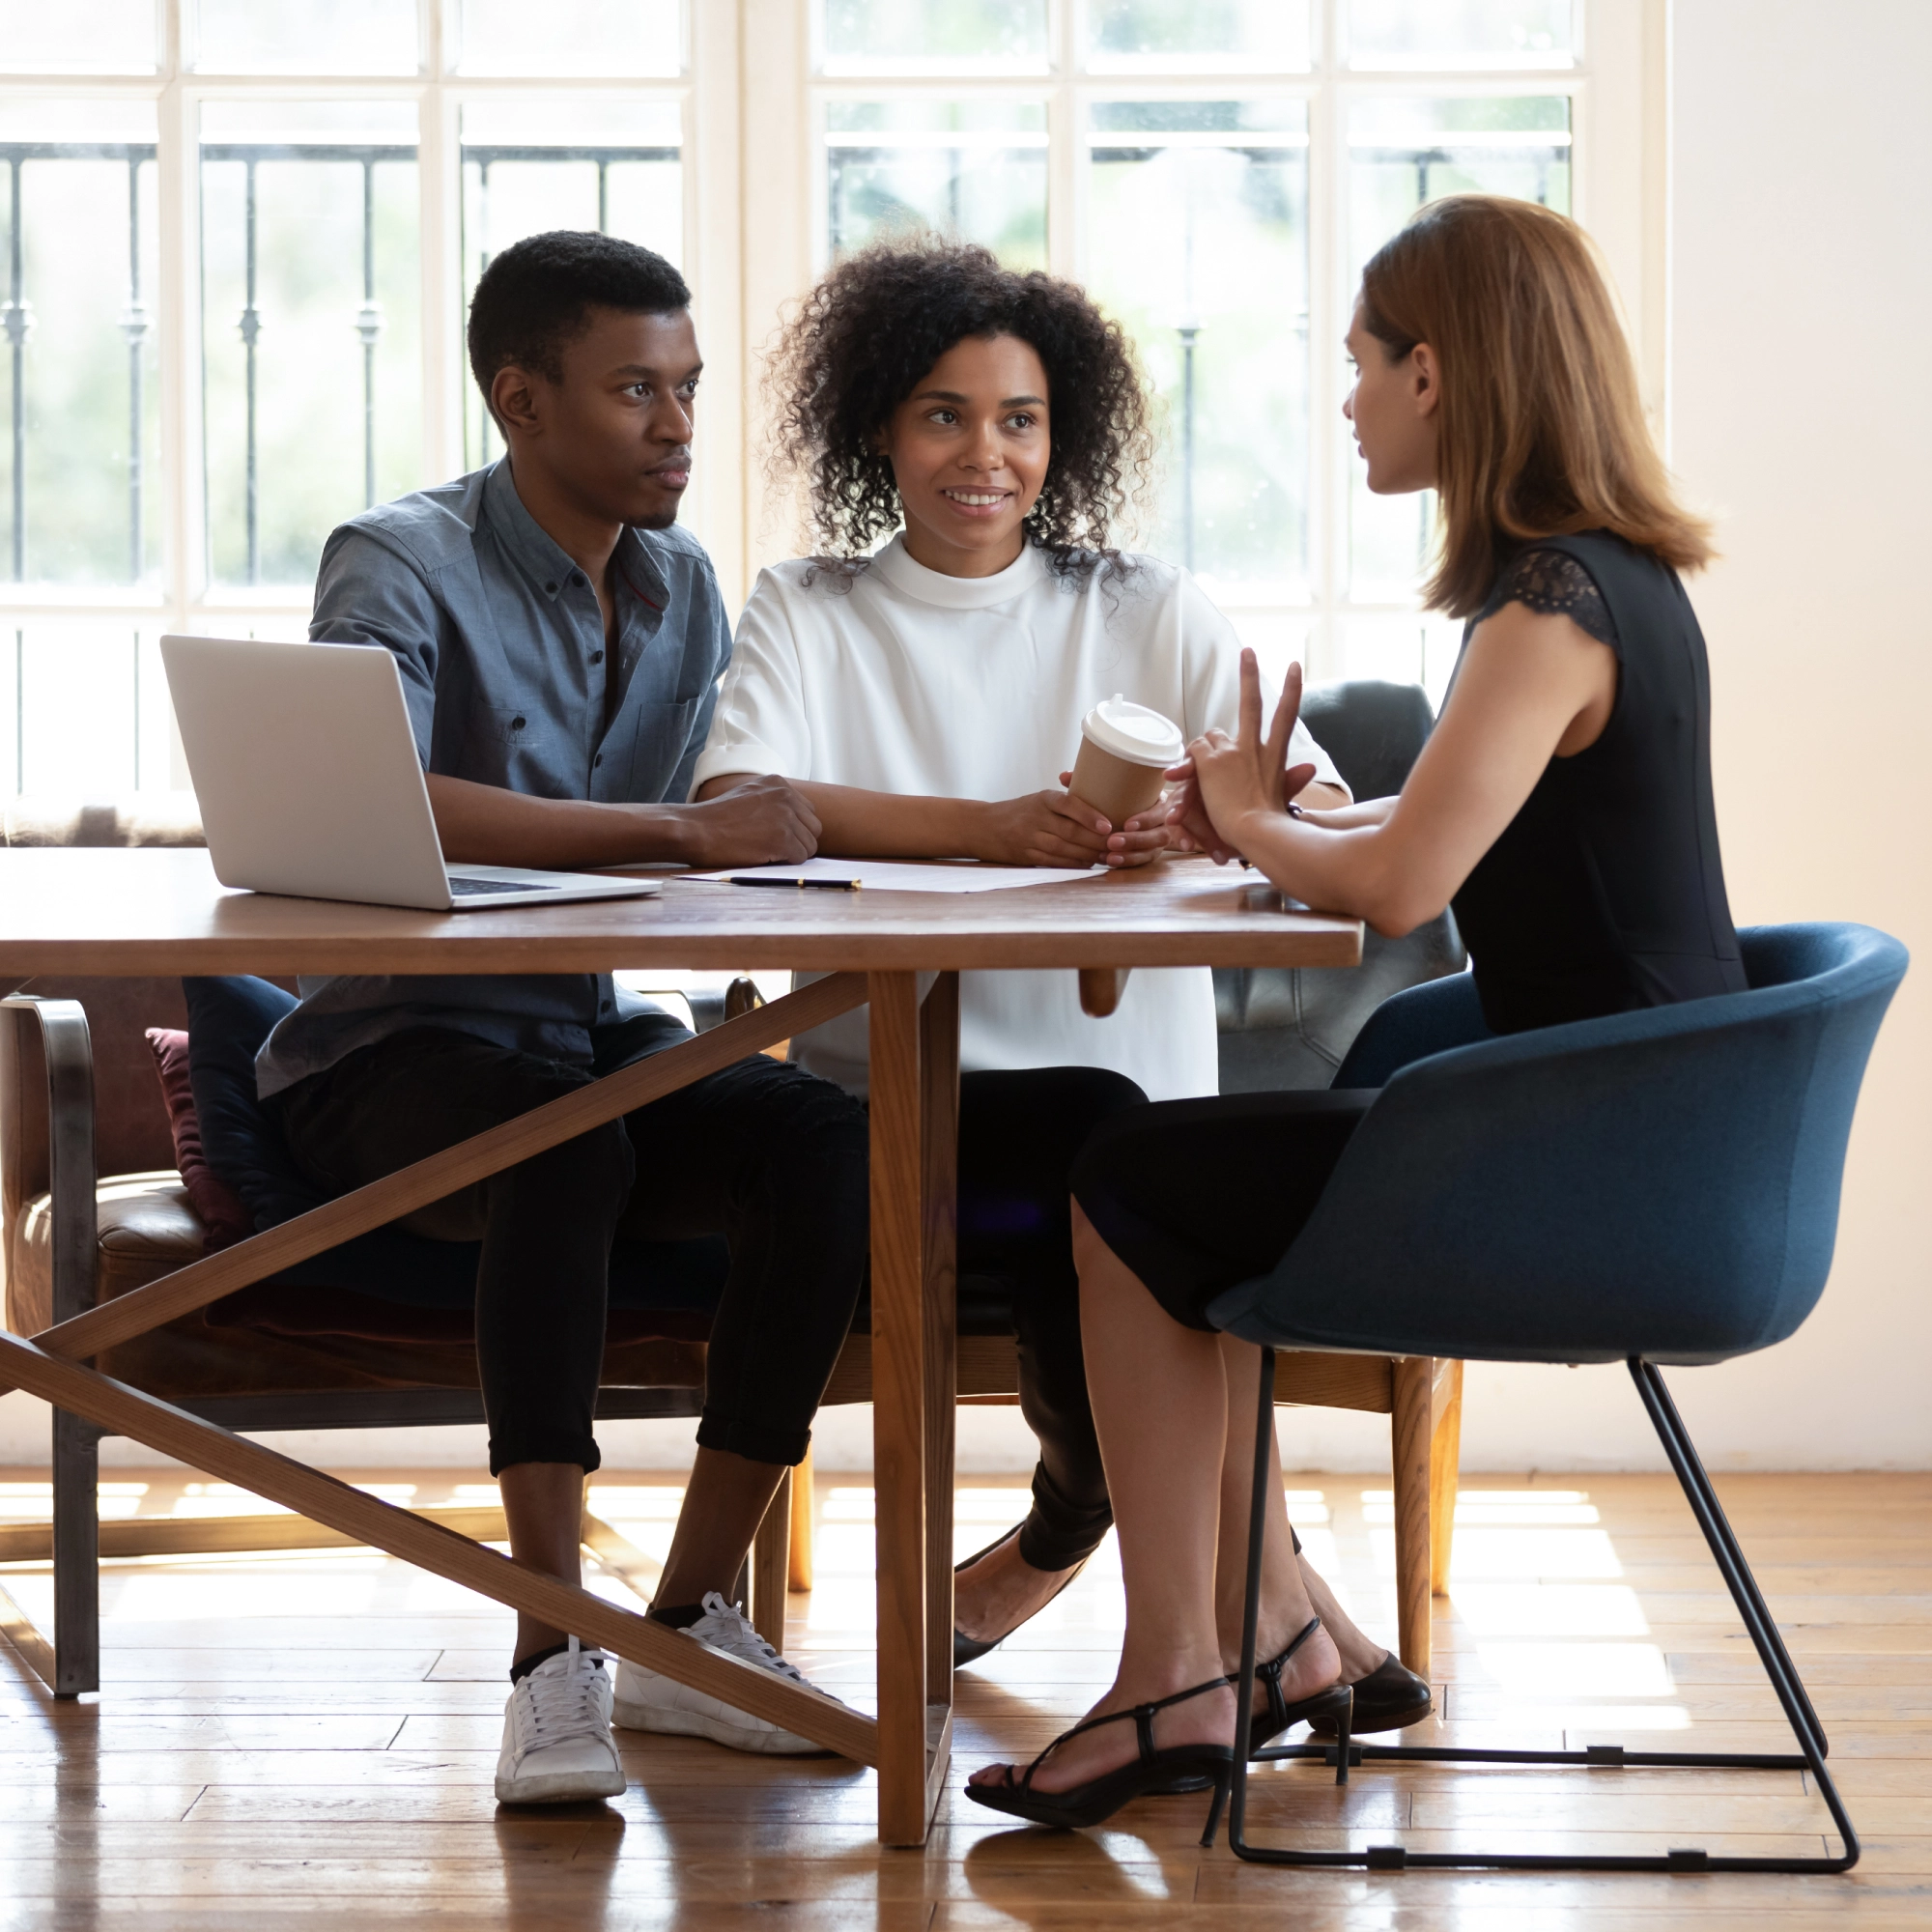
[490, 363, 544, 440]
[1409, 342, 1442, 419]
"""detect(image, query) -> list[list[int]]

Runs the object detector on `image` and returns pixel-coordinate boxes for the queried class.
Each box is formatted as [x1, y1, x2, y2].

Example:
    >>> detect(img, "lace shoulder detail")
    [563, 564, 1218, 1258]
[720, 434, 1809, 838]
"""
[1486, 547, 1618, 649]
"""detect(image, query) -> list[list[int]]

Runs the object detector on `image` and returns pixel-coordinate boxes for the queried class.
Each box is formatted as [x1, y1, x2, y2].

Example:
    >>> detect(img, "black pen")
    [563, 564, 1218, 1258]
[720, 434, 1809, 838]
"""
[725, 875, 862, 891]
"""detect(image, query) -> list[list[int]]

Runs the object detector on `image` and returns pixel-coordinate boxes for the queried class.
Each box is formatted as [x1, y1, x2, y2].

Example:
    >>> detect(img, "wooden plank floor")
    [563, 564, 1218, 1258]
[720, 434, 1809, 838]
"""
[2, 1465, 1928, 1929]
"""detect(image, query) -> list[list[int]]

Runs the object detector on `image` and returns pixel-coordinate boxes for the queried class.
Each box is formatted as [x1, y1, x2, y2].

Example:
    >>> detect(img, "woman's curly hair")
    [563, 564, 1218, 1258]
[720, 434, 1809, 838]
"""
[767, 235, 1152, 584]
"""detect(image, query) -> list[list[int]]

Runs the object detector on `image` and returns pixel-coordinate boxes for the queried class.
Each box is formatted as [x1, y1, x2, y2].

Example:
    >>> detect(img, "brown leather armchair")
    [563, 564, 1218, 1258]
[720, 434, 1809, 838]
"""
[0, 795, 749, 1696]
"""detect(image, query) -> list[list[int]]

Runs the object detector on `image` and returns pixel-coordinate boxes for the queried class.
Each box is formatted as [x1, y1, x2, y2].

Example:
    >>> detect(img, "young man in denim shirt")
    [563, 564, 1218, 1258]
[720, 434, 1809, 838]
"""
[260, 232, 867, 1803]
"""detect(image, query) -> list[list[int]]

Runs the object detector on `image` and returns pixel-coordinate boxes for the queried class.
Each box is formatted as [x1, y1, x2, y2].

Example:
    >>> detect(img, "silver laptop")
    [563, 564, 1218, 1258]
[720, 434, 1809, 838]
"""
[160, 636, 661, 913]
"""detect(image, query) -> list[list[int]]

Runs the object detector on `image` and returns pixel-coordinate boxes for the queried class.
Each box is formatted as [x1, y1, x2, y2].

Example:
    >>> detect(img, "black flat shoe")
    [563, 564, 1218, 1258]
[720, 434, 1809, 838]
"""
[965, 1673, 1236, 1832]
[1153, 1617, 1354, 1795]
[1309, 1651, 1433, 1736]
[953, 1523, 1088, 1670]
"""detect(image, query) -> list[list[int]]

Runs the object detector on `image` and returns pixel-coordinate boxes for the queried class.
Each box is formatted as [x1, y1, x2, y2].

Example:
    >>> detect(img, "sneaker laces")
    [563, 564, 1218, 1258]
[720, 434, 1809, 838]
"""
[511, 1636, 611, 1756]
[691, 1590, 815, 1688]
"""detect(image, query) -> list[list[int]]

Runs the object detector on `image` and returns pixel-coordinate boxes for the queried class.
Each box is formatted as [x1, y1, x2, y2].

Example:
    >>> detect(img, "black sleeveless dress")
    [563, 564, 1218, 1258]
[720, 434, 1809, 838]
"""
[1450, 530, 1747, 1034]
[1072, 529, 1748, 1329]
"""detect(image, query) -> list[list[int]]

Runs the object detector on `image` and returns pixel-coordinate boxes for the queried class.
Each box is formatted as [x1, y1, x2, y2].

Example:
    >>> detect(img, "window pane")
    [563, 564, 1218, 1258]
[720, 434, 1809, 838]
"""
[1086, 2, 1311, 73]
[1348, 0, 1576, 70]
[820, 1, 1048, 76]
[1223, 611, 1309, 695]
[1346, 96, 1571, 602]
[0, 2, 156, 73]
[1087, 101, 1309, 593]
[200, 102, 421, 589]
[458, 0, 683, 78]
[824, 99, 1046, 267]
[461, 99, 683, 471]
[1, 623, 176, 795]
[192, 0, 420, 74]
[0, 101, 160, 586]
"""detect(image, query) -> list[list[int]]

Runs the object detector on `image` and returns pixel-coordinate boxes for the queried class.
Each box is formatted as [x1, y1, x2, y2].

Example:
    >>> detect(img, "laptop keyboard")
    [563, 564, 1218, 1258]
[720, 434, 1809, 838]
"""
[448, 875, 553, 896]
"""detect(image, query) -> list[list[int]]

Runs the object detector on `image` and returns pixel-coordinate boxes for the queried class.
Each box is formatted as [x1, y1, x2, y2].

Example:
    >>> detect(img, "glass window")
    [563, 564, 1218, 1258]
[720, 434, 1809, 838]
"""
[1347, 95, 1572, 605]
[457, 0, 684, 79]
[0, 100, 160, 587]
[1086, 99, 1310, 594]
[824, 99, 1046, 267]
[819, 1, 1049, 77]
[191, 0, 421, 75]
[200, 101, 421, 588]
[1085, 2, 1312, 74]
[1348, 0, 1576, 71]
[0, 2, 156, 74]
[3, 623, 171, 795]
[461, 98, 683, 469]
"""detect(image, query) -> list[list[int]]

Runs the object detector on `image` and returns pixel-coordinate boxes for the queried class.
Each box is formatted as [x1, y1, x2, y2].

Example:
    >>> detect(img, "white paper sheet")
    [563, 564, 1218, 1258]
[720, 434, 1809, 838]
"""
[682, 857, 1107, 895]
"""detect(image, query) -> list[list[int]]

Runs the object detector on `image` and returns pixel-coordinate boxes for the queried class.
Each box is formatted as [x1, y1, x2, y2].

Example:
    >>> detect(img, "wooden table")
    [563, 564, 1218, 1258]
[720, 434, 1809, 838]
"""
[0, 847, 1359, 1845]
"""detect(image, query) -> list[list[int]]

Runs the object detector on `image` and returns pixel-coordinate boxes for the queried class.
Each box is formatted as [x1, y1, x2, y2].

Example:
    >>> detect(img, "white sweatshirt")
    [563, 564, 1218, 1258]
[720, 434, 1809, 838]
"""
[693, 534, 1343, 1100]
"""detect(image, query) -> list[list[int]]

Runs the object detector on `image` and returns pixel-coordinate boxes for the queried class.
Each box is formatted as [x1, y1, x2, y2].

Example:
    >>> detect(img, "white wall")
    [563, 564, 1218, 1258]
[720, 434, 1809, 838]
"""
[1443, 0, 1932, 1472]
[5, 0, 1927, 1480]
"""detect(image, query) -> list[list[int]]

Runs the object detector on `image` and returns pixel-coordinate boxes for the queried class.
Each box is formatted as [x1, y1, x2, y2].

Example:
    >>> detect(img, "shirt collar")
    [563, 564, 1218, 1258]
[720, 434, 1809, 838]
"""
[482, 457, 668, 611]
[869, 531, 1048, 611]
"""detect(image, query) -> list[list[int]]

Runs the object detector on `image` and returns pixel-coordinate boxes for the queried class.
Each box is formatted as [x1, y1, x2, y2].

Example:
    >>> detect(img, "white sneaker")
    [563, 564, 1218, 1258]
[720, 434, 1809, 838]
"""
[613, 1591, 851, 1756]
[495, 1637, 626, 1804]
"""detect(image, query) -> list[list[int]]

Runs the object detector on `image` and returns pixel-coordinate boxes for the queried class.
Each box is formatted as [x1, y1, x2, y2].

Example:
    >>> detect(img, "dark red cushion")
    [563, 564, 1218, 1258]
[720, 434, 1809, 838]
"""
[142, 1027, 255, 1251]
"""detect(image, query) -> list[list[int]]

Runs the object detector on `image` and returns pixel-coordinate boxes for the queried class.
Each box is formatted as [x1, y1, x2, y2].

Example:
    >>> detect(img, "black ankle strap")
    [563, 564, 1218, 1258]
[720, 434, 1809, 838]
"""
[1255, 1617, 1323, 1730]
[1020, 1671, 1231, 1789]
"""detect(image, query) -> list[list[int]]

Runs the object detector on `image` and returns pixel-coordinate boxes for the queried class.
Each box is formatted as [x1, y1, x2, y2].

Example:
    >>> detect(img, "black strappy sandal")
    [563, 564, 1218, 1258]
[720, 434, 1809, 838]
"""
[1246, 1616, 1352, 1753]
[965, 1674, 1236, 1831]
[1152, 1616, 1355, 1796]
[953, 1524, 1090, 1670]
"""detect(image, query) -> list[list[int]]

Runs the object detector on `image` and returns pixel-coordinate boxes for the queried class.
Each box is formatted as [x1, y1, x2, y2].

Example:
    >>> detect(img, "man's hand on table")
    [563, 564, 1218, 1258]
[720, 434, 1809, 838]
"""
[672, 775, 822, 867]
[424, 770, 822, 870]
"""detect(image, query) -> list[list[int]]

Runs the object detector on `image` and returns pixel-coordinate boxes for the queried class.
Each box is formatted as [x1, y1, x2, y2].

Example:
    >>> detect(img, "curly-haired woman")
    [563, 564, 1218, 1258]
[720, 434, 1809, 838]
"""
[690, 237, 1428, 1726]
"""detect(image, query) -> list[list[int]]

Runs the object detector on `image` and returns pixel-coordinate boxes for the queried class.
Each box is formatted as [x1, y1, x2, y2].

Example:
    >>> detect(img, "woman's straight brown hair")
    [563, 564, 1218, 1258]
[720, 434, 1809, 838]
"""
[1359, 194, 1714, 617]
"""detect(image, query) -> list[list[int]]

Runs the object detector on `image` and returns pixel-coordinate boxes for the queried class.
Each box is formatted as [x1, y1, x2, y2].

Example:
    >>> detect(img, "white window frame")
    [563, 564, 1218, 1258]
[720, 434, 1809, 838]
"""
[0, 0, 738, 790]
[738, 0, 1663, 688]
[0, 0, 1661, 792]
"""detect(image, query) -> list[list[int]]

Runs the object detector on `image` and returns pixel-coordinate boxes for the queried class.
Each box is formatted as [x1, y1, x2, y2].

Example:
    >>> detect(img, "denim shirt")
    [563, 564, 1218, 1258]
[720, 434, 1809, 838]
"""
[255, 459, 729, 1098]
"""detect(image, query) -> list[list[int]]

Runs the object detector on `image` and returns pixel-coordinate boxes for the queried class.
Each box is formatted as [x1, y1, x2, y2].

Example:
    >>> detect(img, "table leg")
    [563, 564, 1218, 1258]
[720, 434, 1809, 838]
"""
[868, 968, 957, 1846]
[921, 974, 959, 1772]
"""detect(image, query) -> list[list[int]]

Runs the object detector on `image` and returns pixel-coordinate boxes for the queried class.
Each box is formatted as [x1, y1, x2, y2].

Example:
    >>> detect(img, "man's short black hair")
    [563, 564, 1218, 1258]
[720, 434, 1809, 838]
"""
[467, 230, 692, 404]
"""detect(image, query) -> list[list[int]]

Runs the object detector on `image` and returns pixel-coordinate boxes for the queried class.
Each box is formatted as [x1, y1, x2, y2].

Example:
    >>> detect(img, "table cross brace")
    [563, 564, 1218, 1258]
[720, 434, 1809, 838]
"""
[1, 972, 869, 1386]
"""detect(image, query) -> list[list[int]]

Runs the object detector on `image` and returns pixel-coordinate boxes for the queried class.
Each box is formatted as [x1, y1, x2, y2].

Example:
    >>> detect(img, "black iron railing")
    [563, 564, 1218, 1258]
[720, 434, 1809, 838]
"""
[200, 142, 417, 582]
[2, 142, 156, 584]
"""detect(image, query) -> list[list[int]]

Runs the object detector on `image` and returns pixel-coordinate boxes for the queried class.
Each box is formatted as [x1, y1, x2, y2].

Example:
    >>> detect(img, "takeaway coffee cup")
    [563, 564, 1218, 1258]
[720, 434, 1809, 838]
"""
[1069, 694, 1186, 827]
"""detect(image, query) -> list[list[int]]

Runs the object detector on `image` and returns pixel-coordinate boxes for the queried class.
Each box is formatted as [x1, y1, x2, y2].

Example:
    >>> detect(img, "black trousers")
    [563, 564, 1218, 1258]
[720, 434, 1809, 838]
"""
[953, 1066, 1146, 1571]
[271, 1021, 1141, 1572]
[271, 1014, 871, 1476]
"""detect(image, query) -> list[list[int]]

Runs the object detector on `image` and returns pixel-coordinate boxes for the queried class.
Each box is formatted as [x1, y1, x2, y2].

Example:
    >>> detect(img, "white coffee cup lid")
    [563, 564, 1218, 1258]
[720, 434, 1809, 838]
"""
[1081, 694, 1185, 767]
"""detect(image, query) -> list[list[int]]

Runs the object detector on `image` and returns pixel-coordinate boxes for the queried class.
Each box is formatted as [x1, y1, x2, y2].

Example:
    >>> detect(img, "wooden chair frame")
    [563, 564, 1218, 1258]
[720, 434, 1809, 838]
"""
[810, 1338, 1463, 1678]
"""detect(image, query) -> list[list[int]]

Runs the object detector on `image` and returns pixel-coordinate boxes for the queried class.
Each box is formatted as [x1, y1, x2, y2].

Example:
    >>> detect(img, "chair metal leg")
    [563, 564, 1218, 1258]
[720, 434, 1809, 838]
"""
[1220, 1354, 1859, 1875]
[1631, 1359, 1831, 1758]
[52, 1408, 99, 1697]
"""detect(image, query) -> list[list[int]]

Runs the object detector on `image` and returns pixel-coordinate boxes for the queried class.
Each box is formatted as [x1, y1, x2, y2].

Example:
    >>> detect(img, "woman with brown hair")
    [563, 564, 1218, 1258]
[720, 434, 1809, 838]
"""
[968, 193, 1742, 1827]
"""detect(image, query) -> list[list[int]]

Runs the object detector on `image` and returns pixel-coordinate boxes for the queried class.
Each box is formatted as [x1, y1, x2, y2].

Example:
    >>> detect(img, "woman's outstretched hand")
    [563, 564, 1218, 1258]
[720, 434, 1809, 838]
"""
[1166, 651, 1315, 864]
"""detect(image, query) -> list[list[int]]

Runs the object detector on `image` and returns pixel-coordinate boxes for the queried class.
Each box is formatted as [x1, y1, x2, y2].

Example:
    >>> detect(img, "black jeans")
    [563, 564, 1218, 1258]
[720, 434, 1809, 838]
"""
[270, 1014, 870, 1476]
[271, 1021, 1140, 1571]
[954, 1066, 1147, 1573]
